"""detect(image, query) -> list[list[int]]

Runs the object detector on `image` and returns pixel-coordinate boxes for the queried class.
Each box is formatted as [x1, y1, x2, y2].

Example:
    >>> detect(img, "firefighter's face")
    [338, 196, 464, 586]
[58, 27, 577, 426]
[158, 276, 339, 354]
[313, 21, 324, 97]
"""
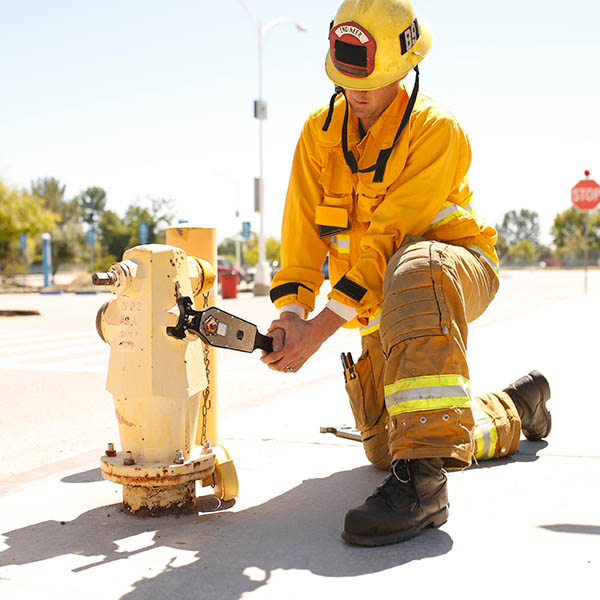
[345, 81, 400, 129]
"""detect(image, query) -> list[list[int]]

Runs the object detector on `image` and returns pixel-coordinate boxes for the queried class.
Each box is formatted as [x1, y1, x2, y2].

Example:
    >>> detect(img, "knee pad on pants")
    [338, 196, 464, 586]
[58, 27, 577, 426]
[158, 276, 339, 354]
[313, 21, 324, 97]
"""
[380, 239, 468, 357]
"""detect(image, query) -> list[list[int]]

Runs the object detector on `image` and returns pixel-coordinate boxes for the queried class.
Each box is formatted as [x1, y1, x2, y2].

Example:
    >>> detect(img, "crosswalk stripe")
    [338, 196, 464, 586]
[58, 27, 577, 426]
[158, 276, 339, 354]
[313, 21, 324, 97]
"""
[0, 331, 274, 375]
[0, 331, 94, 348]
[0, 336, 99, 355]
[0, 329, 108, 374]
[9, 342, 107, 363]
[0, 361, 107, 374]
[0, 329, 47, 339]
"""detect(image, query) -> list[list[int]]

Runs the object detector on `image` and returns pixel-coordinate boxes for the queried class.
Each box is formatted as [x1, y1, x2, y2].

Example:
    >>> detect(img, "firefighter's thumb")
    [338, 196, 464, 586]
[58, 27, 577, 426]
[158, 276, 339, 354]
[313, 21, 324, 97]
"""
[269, 327, 285, 351]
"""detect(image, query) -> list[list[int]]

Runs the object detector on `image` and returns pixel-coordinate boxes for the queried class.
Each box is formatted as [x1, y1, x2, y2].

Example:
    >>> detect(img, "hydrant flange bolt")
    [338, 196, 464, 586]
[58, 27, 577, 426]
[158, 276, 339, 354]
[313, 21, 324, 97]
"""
[173, 449, 185, 464]
[123, 450, 135, 466]
[105, 443, 117, 457]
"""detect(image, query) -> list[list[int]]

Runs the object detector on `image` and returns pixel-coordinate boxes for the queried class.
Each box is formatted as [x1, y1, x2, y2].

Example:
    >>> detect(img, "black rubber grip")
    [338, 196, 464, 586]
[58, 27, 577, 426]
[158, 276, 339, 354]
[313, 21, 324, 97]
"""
[254, 333, 274, 353]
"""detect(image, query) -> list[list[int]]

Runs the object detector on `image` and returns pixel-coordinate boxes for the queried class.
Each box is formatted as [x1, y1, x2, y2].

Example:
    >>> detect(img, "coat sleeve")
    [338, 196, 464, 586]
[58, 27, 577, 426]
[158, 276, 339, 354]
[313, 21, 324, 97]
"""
[328, 109, 467, 321]
[269, 115, 329, 317]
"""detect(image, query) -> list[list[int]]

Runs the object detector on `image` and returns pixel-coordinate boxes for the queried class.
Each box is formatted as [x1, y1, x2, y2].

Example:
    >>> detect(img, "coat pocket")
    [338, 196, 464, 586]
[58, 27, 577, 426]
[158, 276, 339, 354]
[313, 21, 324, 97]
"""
[315, 204, 350, 238]
[345, 349, 385, 431]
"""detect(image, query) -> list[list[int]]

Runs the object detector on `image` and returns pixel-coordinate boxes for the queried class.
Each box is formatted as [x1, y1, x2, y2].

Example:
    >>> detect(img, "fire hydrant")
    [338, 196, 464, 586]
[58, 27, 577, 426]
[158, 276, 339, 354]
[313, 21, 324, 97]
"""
[93, 243, 238, 515]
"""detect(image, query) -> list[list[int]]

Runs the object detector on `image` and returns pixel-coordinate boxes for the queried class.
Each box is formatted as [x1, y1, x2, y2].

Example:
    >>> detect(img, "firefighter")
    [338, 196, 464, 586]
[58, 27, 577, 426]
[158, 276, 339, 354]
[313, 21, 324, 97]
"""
[261, 0, 552, 546]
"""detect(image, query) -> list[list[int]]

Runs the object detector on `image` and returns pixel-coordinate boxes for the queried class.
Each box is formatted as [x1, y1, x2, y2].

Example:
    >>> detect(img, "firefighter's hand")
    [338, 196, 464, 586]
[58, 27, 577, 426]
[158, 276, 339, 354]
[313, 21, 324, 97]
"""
[261, 308, 345, 373]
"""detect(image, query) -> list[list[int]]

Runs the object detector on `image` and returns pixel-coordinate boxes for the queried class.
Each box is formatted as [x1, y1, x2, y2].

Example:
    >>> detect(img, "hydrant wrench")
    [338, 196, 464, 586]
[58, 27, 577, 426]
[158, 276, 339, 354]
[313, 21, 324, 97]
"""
[167, 296, 274, 354]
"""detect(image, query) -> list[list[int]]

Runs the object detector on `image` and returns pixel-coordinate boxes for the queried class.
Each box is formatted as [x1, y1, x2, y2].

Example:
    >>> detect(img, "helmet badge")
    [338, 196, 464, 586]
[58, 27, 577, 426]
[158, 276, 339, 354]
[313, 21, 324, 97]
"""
[329, 21, 377, 78]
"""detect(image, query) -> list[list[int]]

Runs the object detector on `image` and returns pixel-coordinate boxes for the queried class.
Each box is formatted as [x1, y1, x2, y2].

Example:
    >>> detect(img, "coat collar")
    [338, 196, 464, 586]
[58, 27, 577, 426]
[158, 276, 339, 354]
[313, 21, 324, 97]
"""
[317, 83, 411, 149]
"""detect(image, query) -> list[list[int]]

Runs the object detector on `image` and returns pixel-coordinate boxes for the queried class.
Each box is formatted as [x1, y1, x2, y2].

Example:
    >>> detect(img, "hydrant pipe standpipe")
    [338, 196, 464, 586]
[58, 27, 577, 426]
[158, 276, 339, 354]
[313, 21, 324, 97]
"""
[165, 226, 240, 504]
[166, 226, 219, 445]
[93, 243, 223, 515]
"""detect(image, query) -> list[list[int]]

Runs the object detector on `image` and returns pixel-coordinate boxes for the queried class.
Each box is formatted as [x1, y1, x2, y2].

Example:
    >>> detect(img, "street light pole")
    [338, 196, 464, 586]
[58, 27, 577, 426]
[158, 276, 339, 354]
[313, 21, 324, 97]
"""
[254, 21, 268, 296]
[239, 1, 307, 295]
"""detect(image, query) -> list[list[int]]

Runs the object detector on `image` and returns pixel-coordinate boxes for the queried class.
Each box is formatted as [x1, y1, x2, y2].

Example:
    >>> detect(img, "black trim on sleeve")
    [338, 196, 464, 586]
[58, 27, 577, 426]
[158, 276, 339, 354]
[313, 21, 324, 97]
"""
[317, 223, 350, 239]
[333, 276, 367, 302]
[270, 282, 314, 303]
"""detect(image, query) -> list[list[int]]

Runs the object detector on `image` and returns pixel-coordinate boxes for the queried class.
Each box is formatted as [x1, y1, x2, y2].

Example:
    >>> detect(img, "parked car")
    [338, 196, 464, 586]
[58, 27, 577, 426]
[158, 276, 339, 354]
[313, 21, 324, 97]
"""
[217, 257, 243, 282]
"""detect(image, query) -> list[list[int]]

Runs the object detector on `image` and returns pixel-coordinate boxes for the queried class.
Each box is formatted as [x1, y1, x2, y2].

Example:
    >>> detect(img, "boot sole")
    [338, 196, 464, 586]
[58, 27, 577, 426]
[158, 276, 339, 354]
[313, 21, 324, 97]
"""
[341, 506, 449, 547]
[523, 370, 552, 441]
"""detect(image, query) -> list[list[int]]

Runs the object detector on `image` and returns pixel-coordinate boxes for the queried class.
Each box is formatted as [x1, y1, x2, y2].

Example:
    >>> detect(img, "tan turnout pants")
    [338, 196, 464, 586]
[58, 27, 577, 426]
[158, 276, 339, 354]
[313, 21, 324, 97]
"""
[344, 238, 521, 470]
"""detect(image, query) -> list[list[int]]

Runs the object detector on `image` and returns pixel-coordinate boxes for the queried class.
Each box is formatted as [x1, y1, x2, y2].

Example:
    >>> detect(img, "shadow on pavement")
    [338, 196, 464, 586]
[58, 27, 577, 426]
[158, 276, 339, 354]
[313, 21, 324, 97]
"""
[540, 524, 600, 536]
[469, 440, 548, 470]
[61, 467, 104, 484]
[0, 467, 453, 599]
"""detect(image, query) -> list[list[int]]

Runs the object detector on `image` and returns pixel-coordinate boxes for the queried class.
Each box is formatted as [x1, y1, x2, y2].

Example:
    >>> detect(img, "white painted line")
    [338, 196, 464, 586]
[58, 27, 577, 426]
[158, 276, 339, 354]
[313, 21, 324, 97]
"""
[0, 337, 100, 356]
[0, 331, 94, 348]
[0, 361, 106, 374]
[3, 342, 105, 363]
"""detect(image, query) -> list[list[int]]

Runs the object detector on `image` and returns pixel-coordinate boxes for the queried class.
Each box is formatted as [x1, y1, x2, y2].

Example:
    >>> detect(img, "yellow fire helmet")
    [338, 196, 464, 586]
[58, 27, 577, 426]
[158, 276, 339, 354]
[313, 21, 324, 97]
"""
[325, 0, 432, 91]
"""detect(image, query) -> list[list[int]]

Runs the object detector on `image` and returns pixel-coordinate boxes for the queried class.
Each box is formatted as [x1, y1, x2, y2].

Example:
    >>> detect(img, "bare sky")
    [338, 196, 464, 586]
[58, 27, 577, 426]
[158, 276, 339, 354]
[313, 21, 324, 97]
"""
[1, 0, 599, 243]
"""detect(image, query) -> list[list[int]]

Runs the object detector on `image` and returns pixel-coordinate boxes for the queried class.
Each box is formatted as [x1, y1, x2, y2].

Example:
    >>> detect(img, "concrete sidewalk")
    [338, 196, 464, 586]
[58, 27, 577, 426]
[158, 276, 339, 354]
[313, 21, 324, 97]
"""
[1, 270, 598, 599]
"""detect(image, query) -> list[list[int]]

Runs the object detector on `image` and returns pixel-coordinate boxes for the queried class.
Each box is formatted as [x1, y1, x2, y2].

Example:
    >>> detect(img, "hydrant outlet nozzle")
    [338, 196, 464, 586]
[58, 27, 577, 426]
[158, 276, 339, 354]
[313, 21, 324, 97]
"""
[92, 271, 118, 286]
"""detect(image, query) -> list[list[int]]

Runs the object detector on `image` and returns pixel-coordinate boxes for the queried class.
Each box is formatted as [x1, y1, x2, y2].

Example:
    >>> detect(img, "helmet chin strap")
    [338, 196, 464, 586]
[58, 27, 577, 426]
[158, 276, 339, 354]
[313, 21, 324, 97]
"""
[322, 85, 345, 132]
[322, 66, 420, 183]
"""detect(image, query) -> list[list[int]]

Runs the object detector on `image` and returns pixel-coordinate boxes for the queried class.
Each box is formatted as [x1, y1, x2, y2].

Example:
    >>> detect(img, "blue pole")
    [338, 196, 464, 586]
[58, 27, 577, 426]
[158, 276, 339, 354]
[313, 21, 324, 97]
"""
[42, 233, 52, 288]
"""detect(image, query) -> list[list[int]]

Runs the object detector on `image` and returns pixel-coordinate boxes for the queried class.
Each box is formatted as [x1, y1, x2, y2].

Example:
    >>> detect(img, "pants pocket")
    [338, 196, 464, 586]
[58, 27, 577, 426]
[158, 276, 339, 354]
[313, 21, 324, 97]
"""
[345, 349, 385, 431]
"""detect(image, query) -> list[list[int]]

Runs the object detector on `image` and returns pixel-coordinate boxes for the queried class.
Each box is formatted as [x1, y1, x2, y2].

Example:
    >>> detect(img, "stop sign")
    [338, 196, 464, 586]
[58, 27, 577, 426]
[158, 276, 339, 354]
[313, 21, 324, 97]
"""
[572, 178, 600, 211]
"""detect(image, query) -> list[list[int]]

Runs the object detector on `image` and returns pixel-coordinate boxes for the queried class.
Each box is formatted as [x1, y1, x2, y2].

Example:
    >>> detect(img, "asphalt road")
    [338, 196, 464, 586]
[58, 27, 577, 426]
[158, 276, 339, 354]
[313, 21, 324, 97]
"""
[0, 285, 361, 490]
[0, 268, 598, 599]
[0, 268, 596, 489]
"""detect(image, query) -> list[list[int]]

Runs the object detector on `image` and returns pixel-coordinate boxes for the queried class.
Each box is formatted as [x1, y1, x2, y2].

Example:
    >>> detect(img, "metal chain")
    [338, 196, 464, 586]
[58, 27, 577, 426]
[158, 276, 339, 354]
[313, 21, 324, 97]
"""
[200, 291, 211, 445]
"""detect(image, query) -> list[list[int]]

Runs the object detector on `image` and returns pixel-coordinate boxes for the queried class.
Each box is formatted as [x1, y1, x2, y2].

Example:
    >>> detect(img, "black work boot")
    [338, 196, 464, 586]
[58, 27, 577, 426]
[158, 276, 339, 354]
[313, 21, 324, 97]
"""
[342, 458, 449, 547]
[503, 370, 551, 441]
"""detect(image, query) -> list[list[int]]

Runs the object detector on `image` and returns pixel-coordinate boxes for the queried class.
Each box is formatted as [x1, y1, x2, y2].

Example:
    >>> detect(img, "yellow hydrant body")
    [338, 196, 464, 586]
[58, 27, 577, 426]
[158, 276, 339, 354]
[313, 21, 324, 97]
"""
[95, 243, 219, 515]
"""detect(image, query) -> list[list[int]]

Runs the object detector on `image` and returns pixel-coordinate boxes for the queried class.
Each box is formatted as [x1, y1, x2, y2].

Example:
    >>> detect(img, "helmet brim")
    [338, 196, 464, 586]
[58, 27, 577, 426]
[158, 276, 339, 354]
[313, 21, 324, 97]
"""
[325, 18, 432, 91]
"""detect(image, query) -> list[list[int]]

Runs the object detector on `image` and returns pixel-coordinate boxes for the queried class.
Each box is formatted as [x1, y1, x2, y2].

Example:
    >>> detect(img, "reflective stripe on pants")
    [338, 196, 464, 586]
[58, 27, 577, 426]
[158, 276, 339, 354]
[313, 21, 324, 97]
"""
[349, 330, 521, 469]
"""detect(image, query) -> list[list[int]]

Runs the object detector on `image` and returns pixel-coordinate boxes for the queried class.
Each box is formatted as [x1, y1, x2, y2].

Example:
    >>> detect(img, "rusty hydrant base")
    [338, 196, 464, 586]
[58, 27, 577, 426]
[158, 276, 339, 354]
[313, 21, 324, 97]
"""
[101, 449, 216, 515]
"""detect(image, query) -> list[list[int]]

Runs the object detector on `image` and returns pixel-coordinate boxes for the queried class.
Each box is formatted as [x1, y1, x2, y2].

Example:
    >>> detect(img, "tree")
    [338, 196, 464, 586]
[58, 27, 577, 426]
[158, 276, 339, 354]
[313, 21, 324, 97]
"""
[124, 197, 175, 246]
[98, 210, 130, 263]
[31, 177, 85, 274]
[76, 187, 108, 273]
[0, 180, 57, 273]
[494, 232, 509, 261]
[551, 207, 600, 265]
[31, 177, 80, 224]
[243, 233, 281, 266]
[266, 236, 281, 265]
[78, 186, 107, 226]
[218, 237, 236, 258]
[496, 209, 541, 247]
[504, 239, 538, 266]
[94, 197, 176, 271]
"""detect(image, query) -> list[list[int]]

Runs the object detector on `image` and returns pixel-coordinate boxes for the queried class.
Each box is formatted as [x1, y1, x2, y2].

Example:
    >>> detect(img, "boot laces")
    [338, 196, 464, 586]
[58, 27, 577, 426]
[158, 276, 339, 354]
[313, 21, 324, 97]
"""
[392, 459, 410, 484]
[369, 460, 422, 509]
